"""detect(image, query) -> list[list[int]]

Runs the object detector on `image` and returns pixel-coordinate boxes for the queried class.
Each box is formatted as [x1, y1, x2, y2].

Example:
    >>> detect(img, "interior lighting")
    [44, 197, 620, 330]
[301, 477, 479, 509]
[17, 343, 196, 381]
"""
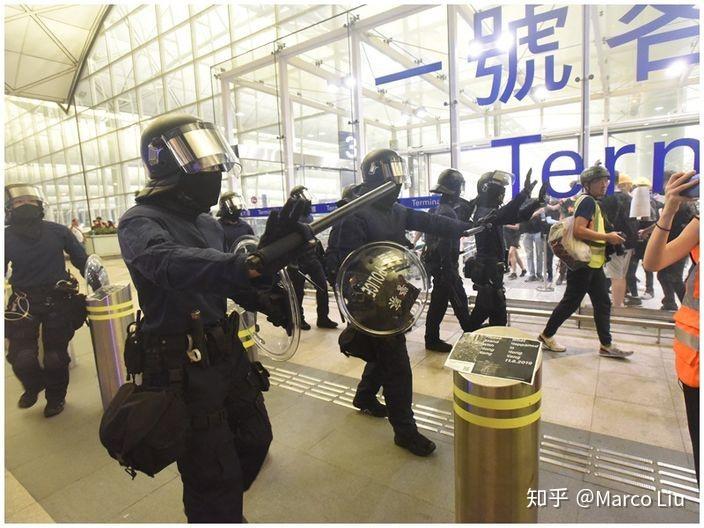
[414, 106, 430, 119]
[665, 59, 687, 78]
[497, 32, 514, 52]
[645, 134, 652, 138]
[532, 85, 548, 102]
[342, 75, 356, 89]
[468, 40, 483, 59]
[235, 111, 245, 117]
[654, 106, 664, 111]
[660, 133, 669, 137]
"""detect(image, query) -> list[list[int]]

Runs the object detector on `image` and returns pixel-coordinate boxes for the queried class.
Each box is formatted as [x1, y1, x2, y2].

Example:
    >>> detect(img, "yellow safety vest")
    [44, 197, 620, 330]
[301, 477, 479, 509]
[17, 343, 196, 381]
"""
[574, 194, 606, 269]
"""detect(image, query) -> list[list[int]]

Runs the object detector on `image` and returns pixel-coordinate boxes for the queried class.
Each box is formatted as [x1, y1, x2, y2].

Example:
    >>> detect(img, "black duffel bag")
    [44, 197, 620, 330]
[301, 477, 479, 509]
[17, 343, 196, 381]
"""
[99, 383, 188, 478]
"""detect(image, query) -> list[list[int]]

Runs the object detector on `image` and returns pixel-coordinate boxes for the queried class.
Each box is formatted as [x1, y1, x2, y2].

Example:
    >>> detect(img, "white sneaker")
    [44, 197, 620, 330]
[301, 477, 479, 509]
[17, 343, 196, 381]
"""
[539, 333, 566, 353]
[599, 343, 633, 358]
[641, 291, 654, 300]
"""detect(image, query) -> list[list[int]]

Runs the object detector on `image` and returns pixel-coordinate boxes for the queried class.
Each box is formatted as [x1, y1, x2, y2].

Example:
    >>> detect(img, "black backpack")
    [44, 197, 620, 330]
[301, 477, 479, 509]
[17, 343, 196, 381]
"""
[99, 383, 188, 478]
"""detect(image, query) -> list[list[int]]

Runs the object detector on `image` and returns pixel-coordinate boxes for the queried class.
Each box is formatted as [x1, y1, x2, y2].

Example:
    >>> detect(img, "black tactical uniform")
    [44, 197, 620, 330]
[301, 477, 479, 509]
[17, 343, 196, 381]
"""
[466, 170, 544, 330]
[422, 169, 472, 352]
[326, 149, 472, 457]
[286, 186, 338, 330]
[118, 113, 304, 523]
[217, 191, 254, 251]
[5, 184, 89, 418]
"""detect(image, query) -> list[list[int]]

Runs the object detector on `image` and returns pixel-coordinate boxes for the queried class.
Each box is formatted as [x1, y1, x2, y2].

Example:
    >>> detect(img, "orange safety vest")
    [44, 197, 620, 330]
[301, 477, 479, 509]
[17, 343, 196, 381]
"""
[673, 245, 699, 388]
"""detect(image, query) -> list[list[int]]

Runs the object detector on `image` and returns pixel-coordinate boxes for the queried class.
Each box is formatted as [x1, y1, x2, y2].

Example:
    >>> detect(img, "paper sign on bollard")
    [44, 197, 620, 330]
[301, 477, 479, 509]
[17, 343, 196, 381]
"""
[445, 333, 541, 385]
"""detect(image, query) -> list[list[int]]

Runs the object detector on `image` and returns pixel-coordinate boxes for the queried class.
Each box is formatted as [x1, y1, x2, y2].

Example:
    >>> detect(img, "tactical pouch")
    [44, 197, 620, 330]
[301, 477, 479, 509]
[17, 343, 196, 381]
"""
[67, 293, 87, 330]
[463, 256, 475, 279]
[247, 361, 271, 392]
[338, 326, 377, 362]
[123, 312, 143, 377]
[99, 383, 188, 479]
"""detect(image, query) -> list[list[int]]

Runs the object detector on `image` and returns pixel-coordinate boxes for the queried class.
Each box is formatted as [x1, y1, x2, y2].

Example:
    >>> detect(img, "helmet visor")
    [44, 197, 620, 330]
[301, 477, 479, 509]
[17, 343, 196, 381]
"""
[489, 170, 515, 187]
[223, 193, 248, 214]
[159, 121, 241, 176]
[5, 185, 43, 208]
[381, 158, 409, 186]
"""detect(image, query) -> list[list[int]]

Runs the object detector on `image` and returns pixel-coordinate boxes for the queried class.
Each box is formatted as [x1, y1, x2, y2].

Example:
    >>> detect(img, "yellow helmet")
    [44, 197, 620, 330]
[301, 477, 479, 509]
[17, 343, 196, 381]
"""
[634, 176, 651, 188]
[617, 173, 633, 187]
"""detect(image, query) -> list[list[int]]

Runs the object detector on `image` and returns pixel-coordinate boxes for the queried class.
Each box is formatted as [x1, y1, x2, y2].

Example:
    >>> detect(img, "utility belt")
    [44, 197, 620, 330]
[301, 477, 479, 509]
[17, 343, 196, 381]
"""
[464, 257, 505, 287]
[7, 276, 86, 330]
[124, 310, 269, 392]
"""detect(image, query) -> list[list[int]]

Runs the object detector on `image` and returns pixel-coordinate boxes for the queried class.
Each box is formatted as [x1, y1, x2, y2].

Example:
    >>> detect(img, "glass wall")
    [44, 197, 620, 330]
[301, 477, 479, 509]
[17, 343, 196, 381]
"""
[4, 4, 700, 228]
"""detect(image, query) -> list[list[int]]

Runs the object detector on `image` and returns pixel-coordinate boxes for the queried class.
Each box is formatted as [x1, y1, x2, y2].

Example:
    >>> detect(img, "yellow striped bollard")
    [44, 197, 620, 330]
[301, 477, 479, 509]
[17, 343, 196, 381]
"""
[453, 326, 542, 523]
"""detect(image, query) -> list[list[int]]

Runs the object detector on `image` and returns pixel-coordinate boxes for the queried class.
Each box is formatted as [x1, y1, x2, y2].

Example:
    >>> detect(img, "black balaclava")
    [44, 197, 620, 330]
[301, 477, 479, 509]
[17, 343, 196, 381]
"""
[9, 204, 44, 240]
[178, 172, 223, 214]
[477, 182, 506, 209]
[371, 182, 401, 209]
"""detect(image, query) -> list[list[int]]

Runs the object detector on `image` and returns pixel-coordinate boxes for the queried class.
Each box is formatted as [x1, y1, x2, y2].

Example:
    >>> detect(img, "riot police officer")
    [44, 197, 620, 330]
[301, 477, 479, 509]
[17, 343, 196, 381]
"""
[326, 149, 474, 457]
[466, 170, 545, 330]
[117, 113, 310, 522]
[287, 185, 338, 330]
[217, 191, 254, 251]
[5, 184, 90, 417]
[422, 169, 472, 352]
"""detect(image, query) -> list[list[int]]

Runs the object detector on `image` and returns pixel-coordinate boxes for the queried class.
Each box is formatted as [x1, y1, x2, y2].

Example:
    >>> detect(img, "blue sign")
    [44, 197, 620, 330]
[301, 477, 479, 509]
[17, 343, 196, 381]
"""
[375, 61, 443, 86]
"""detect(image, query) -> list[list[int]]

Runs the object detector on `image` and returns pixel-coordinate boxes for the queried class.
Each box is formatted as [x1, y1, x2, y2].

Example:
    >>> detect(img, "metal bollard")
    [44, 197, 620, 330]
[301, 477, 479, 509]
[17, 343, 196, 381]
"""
[453, 326, 542, 523]
[86, 284, 134, 410]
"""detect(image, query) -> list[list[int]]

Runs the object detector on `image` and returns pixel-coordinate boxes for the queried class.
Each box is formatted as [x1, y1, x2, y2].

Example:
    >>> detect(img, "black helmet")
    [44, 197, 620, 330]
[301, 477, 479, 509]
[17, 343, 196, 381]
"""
[360, 149, 407, 187]
[217, 191, 246, 219]
[477, 170, 513, 208]
[580, 161, 610, 187]
[290, 185, 313, 202]
[140, 113, 239, 179]
[431, 168, 465, 197]
[5, 184, 44, 218]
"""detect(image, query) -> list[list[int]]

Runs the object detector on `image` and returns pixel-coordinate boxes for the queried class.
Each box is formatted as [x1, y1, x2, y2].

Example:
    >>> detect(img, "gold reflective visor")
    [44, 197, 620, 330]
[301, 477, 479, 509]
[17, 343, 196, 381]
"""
[163, 122, 240, 175]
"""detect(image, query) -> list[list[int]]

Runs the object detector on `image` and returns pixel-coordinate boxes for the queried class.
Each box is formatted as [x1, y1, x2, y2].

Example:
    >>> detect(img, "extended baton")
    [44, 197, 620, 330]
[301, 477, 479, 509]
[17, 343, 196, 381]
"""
[247, 180, 400, 272]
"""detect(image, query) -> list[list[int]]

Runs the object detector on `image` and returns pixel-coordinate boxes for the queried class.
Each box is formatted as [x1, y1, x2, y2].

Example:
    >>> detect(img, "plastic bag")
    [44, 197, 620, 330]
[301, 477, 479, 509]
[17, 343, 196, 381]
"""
[548, 216, 591, 270]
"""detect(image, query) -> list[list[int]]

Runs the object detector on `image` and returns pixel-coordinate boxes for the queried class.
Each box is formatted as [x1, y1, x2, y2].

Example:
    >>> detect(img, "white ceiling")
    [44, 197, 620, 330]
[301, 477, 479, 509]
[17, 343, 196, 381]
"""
[5, 4, 109, 104]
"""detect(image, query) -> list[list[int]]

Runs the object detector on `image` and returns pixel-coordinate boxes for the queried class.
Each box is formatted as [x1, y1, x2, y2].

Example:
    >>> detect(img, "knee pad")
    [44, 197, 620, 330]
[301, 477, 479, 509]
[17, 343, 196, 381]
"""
[43, 349, 70, 371]
[10, 348, 40, 370]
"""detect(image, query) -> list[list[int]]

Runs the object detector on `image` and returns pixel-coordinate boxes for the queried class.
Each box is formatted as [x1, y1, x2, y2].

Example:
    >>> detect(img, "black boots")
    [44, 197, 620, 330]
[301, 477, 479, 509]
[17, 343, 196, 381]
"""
[425, 339, 452, 353]
[44, 399, 65, 418]
[18, 390, 41, 409]
[352, 395, 388, 417]
[394, 431, 437, 456]
[317, 316, 339, 329]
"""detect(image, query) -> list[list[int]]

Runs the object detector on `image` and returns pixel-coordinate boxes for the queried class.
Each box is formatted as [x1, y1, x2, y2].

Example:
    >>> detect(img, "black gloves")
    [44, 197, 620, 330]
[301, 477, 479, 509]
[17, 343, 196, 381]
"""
[247, 197, 315, 275]
[255, 283, 294, 336]
[523, 168, 537, 195]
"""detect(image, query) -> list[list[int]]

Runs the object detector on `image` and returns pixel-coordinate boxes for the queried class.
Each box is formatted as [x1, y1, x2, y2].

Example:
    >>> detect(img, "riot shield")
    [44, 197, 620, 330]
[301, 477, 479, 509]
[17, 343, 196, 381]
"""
[231, 236, 301, 361]
[335, 241, 429, 336]
[85, 254, 110, 292]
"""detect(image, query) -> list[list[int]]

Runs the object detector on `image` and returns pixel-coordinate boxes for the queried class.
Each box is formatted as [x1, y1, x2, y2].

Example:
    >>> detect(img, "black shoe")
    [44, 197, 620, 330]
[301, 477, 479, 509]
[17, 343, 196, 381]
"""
[18, 390, 41, 409]
[508, 272, 517, 279]
[44, 399, 65, 418]
[300, 319, 311, 331]
[520, 269, 527, 277]
[624, 296, 642, 306]
[661, 303, 678, 311]
[352, 395, 387, 417]
[536, 274, 544, 281]
[425, 339, 453, 353]
[317, 317, 338, 329]
[394, 431, 436, 457]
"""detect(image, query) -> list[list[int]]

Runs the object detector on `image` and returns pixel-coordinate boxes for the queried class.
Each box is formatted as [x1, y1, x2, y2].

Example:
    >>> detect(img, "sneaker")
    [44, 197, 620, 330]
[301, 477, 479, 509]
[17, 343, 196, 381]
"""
[537, 274, 544, 281]
[352, 395, 387, 417]
[624, 296, 643, 307]
[425, 339, 453, 353]
[508, 272, 517, 279]
[661, 303, 678, 311]
[641, 290, 654, 300]
[18, 389, 41, 409]
[300, 319, 311, 331]
[394, 431, 436, 457]
[317, 316, 338, 329]
[520, 269, 527, 277]
[44, 399, 65, 418]
[538, 333, 567, 353]
[599, 343, 633, 359]
[525, 275, 538, 282]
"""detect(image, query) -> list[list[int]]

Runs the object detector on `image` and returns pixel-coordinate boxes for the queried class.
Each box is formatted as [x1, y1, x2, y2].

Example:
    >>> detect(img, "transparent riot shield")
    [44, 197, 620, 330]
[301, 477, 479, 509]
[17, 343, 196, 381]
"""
[85, 254, 110, 292]
[335, 241, 429, 336]
[231, 236, 301, 361]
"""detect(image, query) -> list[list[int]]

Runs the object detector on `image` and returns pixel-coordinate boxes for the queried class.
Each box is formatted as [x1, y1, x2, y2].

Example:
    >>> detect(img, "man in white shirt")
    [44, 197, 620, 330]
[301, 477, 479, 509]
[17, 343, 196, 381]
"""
[69, 218, 84, 245]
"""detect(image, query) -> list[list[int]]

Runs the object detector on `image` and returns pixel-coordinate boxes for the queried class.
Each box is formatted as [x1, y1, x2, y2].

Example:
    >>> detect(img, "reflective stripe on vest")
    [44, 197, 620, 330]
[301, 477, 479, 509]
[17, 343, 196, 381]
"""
[673, 245, 699, 388]
[575, 195, 606, 269]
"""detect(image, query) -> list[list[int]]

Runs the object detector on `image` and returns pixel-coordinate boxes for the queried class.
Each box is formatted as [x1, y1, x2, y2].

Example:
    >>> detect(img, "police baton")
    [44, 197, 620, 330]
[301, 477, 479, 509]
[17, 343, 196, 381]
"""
[247, 180, 400, 273]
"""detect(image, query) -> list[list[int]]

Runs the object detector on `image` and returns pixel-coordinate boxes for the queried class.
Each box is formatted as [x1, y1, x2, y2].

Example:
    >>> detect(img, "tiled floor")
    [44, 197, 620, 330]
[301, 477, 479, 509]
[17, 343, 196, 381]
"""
[4, 258, 699, 522]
